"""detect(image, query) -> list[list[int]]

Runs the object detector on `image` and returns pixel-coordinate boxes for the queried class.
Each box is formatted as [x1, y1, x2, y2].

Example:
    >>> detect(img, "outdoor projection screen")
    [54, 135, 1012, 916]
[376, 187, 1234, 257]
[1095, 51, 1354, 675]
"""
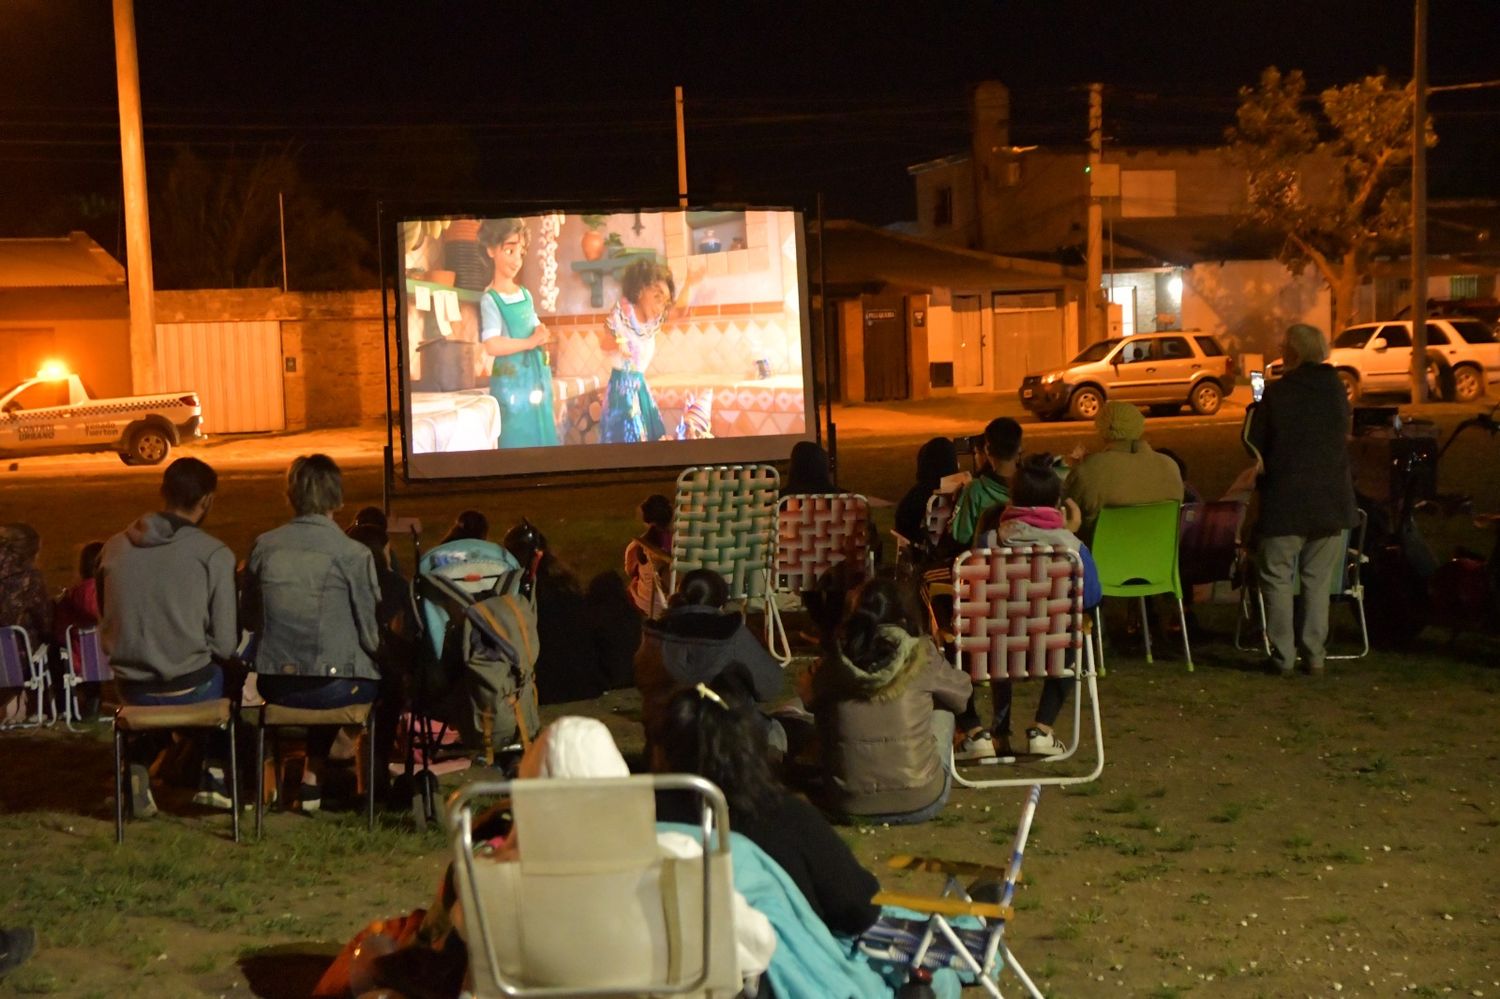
[395, 208, 814, 480]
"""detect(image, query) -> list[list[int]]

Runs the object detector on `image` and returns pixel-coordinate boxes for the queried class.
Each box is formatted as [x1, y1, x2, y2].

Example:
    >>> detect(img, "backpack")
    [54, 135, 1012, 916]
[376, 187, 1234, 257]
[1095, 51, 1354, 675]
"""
[422, 570, 541, 760]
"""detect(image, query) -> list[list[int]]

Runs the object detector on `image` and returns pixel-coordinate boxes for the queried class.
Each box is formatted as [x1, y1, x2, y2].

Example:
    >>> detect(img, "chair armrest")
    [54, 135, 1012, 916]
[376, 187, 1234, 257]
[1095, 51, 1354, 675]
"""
[871, 890, 1013, 923]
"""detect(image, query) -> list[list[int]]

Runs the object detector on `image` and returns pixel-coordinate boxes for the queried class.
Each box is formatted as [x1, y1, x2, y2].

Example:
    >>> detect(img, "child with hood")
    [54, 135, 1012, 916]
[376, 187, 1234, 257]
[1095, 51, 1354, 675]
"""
[806, 576, 971, 825]
[634, 568, 783, 747]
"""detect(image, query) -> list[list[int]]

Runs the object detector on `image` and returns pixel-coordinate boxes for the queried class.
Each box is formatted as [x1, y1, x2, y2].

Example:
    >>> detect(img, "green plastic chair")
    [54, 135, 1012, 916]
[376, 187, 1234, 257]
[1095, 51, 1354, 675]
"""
[1090, 501, 1193, 671]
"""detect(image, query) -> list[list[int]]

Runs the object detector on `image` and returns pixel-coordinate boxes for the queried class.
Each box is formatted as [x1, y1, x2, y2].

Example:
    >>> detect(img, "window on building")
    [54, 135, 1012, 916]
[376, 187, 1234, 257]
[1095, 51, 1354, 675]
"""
[1120, 170, 1177, 218]
[933, 185, 953, 228]
[1106, 285, 1135, 336]
[1450, 275, 1480, 299]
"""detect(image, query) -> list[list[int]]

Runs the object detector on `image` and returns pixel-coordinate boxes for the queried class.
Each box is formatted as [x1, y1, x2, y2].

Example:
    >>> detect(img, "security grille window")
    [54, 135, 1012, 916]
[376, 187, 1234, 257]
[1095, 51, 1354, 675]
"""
[1450, 275, 1479, 299]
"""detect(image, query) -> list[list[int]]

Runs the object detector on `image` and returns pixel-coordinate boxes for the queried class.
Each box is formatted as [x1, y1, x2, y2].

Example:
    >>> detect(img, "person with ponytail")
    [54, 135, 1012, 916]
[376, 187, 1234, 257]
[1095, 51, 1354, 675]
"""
[805, 576, 971, 825]
[655, 666, 881, 938]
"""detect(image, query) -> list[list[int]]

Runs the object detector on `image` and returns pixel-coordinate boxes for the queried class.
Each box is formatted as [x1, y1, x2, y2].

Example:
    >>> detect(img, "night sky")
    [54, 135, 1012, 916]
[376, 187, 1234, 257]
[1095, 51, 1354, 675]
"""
[3, 0, 1497, 265]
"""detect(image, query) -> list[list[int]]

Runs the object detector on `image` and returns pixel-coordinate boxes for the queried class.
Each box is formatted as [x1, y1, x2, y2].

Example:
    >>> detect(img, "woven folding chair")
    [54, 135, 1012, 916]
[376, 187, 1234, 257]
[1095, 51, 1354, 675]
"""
[768, 493, 872, 664]
[861, 786, 1049, 998]
[0, 625, 50, 729]
[948, 546, 1103, 789]
[60, 625, 111, 729]
[671, 463, 780, 641]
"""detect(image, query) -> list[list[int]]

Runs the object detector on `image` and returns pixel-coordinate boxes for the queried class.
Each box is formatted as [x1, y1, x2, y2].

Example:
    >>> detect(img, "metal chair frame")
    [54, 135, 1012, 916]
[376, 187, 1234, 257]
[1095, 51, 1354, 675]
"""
[113, 698, 241, 843]
[767, 492, 873, 665]
[244, 701, 378, 838]
[946, 546, 1104, 790]
[60, 624, 111, 729]
[0, 625, 51, 729]
[670, 463, 780, 651]
[1234, 510, 1370, 661]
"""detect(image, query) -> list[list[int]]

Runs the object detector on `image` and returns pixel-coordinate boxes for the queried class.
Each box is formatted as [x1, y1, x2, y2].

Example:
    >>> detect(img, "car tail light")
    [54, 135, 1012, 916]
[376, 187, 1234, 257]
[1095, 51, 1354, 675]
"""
[179, 394, 199, 407]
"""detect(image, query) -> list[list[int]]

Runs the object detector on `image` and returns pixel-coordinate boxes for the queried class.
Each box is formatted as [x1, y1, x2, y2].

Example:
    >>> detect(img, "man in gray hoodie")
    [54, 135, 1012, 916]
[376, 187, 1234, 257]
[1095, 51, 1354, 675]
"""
[99, 457, 239, 814]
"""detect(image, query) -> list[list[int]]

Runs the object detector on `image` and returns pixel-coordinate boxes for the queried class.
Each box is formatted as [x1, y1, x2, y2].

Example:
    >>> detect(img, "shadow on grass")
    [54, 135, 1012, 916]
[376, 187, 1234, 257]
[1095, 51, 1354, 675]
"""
[240, 942, 341, 998]
[0, 729, 117, 818]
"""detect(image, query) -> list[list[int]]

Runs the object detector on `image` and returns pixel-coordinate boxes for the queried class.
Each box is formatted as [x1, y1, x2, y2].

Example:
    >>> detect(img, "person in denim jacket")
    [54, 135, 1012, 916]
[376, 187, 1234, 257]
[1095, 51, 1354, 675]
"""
[243, 454, 381, 810]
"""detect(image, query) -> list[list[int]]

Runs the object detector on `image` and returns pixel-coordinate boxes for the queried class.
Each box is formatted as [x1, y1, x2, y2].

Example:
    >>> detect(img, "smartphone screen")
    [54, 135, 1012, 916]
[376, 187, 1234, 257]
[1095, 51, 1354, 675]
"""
[1251, 370, 1265, 403]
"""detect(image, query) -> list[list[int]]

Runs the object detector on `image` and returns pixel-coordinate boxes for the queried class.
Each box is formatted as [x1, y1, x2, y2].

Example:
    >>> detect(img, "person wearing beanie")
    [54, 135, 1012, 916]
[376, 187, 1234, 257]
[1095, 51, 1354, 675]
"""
[1062, 399, 1184, 541]
[1243, 323, 1357, 676]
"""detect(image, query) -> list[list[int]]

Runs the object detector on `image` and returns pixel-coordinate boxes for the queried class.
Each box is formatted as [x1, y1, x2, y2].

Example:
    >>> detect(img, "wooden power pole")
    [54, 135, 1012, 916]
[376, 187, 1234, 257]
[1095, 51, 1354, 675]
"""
[1085, 83, 1104, 346]
[1410, 0, 1430, 403]
[112, 0, 156, 393]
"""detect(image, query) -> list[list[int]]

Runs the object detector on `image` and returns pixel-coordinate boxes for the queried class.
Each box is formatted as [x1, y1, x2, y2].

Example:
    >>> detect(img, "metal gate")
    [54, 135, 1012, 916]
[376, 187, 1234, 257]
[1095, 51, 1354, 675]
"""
[152, 321, 286, 434]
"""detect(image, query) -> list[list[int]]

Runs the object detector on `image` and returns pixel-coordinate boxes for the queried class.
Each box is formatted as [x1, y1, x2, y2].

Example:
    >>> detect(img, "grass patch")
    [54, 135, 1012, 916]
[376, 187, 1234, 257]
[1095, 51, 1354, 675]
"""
[1209, 803, 1244, 824]
[1084, 830, 1145, 856]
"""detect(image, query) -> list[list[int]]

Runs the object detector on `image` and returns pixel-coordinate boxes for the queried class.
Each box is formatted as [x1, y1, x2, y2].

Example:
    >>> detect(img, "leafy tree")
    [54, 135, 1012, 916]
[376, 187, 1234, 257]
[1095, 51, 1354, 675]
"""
[150, 147, 374, 290]
[1228, 67, 1435, 332]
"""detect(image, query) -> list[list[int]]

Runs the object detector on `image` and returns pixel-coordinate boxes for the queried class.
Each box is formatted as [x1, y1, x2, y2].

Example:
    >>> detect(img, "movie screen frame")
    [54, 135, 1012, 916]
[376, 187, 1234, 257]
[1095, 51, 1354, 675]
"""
[391, 205, 816, 481]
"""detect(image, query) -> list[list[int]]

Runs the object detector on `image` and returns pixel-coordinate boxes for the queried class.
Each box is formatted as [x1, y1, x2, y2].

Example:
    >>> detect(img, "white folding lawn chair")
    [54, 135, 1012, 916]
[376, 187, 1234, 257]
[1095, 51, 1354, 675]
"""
[448, 774, 743, 998]
[671, 464, 780, 652]
[948, 546, 1103, 789]
[767, 493, 873, 665]
[0, 625, 51, 728]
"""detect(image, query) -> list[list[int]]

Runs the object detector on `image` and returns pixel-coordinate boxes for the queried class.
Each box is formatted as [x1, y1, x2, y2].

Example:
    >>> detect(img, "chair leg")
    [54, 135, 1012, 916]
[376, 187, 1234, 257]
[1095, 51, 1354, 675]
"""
[227, 716, 241, 843]
[114, 726, 126, 845]
[1139, 597, 1154, 663]
[1176, 596, 1194, 672]
[1092, 607, 1107, 678]
[366, 712, 377, 832]
[255, 722, 266, 841]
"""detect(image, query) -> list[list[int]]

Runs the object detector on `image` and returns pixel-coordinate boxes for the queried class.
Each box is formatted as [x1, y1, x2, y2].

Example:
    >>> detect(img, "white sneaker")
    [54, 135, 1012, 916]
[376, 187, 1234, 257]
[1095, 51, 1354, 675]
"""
[1026, 727, 1067, 756]
[954, 733, 998, 763]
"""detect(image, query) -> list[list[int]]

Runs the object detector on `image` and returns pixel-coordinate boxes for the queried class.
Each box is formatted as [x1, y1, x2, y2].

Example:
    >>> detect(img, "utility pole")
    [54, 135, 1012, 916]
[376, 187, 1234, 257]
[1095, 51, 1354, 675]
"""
[675, 86, 688, 207]
[1410, 0, 1430, 403]
[1085, 83, 1104, 346]
[112, 0, 156, 393]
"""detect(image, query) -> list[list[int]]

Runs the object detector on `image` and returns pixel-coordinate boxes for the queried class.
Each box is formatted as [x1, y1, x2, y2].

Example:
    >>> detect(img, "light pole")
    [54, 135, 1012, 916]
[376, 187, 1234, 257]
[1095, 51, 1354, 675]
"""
[1410, 0, 1429, 403]
[112, 0, 156, 393]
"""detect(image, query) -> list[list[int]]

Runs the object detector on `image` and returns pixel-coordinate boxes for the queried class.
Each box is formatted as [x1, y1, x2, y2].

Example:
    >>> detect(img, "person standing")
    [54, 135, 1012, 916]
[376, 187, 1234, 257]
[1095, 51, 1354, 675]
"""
[1243, 323, 1358, 676]
[243, 455, 382, 811]
[98, 458, 239, 815]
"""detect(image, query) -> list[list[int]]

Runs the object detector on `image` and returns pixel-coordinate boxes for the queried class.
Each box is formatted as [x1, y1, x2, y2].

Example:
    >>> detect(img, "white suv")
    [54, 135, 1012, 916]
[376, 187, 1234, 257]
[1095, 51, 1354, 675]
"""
[1268, 319, 1500, 403]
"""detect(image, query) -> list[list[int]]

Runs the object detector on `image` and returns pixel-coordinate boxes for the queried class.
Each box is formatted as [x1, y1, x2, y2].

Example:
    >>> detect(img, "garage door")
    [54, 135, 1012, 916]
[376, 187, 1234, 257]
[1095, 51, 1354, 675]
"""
[152, 321, 286, 434]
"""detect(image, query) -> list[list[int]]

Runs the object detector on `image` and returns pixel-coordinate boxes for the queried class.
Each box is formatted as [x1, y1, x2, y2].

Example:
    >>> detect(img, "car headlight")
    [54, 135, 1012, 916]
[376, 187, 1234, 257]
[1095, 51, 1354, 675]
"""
[1042, 371, 1063, 384]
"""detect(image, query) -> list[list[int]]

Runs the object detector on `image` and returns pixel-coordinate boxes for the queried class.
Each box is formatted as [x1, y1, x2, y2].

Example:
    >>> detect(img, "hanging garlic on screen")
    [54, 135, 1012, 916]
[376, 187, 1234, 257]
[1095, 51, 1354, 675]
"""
[538, 212, 564, 312]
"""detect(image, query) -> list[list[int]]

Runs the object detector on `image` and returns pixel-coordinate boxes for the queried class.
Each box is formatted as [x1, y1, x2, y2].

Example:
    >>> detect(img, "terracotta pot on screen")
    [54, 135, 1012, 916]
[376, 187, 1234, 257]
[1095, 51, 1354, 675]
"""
[581, 230, 606, 261]
[426, 269, 457, 287]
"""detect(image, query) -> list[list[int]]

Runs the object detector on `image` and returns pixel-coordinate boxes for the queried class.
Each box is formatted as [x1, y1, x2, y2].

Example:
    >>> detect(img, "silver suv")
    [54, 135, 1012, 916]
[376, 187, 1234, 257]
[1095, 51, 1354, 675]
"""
[1020, 331, 1235, 421]
[1268, 319, 1500, 403]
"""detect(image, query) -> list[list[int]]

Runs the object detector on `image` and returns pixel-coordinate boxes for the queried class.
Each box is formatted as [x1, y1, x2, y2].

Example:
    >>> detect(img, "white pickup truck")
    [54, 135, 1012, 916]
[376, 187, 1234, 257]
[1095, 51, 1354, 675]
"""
[0, 368, 203, 465]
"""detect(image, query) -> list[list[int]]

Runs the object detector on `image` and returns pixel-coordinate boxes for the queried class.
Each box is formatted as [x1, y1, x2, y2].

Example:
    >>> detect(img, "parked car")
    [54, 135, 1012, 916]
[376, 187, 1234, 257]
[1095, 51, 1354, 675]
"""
[1266, 319, 1500, 403]
[0, 364, 203, 465]
[1020, 331, 1235, 421]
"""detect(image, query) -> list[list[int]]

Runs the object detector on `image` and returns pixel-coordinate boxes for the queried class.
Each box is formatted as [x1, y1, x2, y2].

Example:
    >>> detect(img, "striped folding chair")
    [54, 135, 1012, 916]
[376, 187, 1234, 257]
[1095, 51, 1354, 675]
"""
[948, 546, 1103, 789]
[0, 625, 51, 729]
[924, 490, 958, 547]
[60, 625, 112, 729]
[670, 462, 780, 642]
[768, 493, 872, 664]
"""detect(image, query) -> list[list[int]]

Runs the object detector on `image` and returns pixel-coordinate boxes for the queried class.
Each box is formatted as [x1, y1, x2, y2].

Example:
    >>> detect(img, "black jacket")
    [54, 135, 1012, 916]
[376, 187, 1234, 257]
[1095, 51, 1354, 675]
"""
[1244, 362, 1358, 537]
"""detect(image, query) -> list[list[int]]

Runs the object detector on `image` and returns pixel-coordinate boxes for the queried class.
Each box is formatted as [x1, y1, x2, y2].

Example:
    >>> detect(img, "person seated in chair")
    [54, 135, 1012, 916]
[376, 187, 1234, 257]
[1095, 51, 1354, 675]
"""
[1063, 401, 1183, 543]
[243, 455, 382, 812]
[624, 493, 674, 616]
[969, 454, 1102, 759]
[98, 459, 240, 816]
[803, 576, 971, 826]
[635, 568, 784, 750]
[948, 418, 1022, 548]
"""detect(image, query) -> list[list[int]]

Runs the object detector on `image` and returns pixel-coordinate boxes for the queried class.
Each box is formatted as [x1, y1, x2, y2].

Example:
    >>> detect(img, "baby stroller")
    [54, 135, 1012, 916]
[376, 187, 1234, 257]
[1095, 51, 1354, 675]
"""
[397, 536, 540, 828]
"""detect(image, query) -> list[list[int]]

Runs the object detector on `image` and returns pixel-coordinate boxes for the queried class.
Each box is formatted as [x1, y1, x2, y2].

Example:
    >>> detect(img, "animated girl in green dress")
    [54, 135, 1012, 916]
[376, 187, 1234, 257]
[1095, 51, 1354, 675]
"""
[477, 217, 558, 449]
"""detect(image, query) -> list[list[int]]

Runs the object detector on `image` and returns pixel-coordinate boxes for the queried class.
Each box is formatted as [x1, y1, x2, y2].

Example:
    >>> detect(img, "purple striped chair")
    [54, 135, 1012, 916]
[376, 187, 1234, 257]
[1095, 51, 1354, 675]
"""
[61, 625, 111, 728]
[0, 625, 50, 729]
